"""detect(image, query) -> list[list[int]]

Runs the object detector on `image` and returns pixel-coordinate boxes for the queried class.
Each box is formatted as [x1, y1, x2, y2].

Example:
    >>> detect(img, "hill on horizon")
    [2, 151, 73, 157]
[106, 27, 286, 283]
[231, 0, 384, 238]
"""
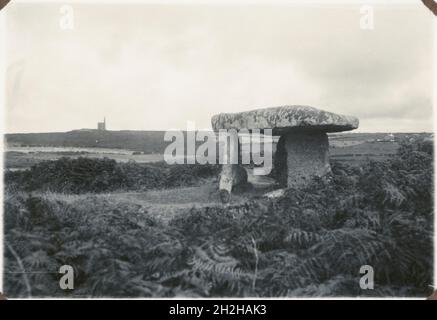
[5, 130, 169, 153]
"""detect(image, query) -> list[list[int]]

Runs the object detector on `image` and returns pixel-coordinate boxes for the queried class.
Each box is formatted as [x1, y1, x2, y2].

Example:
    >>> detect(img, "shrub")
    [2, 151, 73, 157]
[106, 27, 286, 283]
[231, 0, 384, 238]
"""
[5, 158, 220, 193]
[3, 141, 433, 297]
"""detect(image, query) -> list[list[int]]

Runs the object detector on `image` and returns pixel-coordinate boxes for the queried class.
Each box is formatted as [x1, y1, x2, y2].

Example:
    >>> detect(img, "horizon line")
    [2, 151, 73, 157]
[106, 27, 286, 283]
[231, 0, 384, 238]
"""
[3, 129, 434, 135]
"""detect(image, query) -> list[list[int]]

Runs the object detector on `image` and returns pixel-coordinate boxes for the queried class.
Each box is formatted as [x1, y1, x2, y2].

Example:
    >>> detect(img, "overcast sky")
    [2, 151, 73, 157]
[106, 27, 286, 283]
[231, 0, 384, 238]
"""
[4, 2, 434, 133]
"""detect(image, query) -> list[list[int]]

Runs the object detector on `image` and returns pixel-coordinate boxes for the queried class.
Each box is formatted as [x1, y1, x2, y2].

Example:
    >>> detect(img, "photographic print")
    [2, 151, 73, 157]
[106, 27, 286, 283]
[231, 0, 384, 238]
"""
[0, 0, 435, 299]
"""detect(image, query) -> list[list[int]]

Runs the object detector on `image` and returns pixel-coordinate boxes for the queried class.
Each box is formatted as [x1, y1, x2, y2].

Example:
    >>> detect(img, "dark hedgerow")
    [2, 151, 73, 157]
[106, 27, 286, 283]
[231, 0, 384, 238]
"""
[5, 157, 220, 193]
[3, 140, 433, 297]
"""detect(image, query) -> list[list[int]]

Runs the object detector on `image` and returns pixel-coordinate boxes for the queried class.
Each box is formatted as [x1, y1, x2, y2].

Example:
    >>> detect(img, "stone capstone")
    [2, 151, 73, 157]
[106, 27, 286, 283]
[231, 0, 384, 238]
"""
[211, 105, 358, 134]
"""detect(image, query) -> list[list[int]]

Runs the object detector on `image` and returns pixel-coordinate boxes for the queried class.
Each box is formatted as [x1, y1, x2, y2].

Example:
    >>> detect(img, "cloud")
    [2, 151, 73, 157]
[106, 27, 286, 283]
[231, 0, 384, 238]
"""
[5, 3, 434, 133]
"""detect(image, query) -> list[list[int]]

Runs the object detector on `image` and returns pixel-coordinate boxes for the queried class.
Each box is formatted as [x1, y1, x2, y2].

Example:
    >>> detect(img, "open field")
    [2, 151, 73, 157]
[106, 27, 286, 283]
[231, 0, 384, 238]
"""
[5, 132, 431, 170]
[329, 141, 399, 165]
[4, 143, 396, 170]
[5, 150, 164, 170]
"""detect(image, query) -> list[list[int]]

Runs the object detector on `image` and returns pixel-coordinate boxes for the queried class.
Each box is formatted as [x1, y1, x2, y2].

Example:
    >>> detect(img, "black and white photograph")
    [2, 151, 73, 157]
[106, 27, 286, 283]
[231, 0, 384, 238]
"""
[0, 0, 435, 300]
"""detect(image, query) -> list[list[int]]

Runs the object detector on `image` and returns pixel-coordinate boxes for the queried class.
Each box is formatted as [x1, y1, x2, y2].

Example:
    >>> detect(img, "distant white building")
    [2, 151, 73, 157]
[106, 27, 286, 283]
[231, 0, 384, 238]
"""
[383, 133, 395, 142]
[377, 133, 395, 142]
[424, 134, 433, 143]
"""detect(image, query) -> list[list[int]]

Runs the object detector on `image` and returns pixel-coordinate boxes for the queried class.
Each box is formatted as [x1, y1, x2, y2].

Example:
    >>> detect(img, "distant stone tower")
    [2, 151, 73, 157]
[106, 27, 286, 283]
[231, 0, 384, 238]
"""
[97, 117, 106, 131]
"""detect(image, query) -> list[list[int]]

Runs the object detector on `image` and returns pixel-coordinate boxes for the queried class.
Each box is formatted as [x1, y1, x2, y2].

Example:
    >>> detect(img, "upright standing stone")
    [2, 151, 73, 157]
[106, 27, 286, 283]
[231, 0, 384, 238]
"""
[216, 130, 248, 203]
[284, 131, 330, 187]
[219, 164, 248, 203]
